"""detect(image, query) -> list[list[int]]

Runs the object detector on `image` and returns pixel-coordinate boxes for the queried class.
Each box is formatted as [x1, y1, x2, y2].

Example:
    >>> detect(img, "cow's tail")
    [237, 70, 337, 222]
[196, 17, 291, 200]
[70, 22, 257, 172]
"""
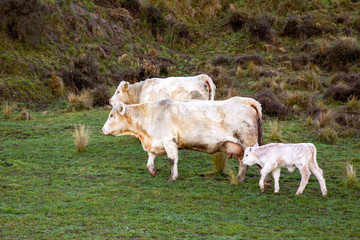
[201, 74, 216, 100]
[249, 101, 264, 146]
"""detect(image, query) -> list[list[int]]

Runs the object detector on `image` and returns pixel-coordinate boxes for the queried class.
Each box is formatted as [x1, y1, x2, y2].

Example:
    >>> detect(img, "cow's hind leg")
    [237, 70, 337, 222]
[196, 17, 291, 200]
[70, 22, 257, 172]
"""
[146, 151, 157, 177]
[163, 140, 179, 181]
[296, 165, 310, 195]
[309, 162, 327, 197]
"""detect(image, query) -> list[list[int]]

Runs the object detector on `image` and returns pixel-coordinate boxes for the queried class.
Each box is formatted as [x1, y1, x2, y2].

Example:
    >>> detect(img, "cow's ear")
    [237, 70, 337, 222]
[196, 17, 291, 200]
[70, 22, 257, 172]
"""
[120, 81, 129, 91]
[254, 142, 259, 147]
[119, 102, 126, 115]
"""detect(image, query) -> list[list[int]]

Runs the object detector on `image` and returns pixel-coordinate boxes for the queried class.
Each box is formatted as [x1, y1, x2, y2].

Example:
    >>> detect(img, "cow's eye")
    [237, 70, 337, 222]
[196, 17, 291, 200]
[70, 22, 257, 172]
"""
[116, 91, 120, 94]
[110, 114, 114, 118]
[245, 154, 248, 157]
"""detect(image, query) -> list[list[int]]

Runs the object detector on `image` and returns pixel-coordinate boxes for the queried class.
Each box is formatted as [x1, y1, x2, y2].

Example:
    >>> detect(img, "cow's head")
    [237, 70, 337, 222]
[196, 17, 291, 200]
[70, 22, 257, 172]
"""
[101, 102, 128, 136]
[242, 146, 259, 166]
[109, 81, 131, 106]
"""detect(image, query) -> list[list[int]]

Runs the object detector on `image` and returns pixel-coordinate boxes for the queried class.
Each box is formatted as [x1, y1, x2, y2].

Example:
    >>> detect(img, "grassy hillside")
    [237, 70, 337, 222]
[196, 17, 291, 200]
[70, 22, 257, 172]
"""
[1, 0, 360, 238]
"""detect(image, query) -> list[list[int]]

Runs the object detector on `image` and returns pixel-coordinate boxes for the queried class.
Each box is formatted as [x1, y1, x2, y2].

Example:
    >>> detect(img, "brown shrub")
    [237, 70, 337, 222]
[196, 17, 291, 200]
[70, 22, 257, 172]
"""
[212, 55, 231, 66]
[312, 38, 360, 71]
[92, 84, 112, 107]
[233, 54, 265, 66]
[281, 15, 329, 39]
[335, 111, 360, 129]
[254, 91, 293, 120]
[121, 0, 141, 15]
[290, 54, 310, 70]
[330, 72, 360, 85]
[246, 16, 276, 43]
[226, 10, 248, 32]
[0, 0, 49, 47]
[324, 83, 356, 102]
[74, 54, 100, 79]
[60, 70, 96, 93]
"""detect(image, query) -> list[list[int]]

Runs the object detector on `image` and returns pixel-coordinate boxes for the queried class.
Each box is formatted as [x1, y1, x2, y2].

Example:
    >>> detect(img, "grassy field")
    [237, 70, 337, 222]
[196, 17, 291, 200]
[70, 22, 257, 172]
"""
[1, 108, 359, 239]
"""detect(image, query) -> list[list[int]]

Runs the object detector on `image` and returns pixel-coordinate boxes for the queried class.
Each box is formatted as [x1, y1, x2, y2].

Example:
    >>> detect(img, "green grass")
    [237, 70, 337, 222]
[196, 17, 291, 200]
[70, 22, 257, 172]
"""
[1, 109, 359, 239]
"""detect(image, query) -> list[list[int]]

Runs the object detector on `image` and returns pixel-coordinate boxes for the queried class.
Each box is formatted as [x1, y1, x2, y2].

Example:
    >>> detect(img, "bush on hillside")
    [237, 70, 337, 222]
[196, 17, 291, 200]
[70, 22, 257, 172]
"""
[254, 91, 293, 120]
[246, 16, 276, 43]
[0, 0, 49, 47]
[281, 14, 330, 39]
[226, 10, 248, 32]
[312, 38, 360, 70]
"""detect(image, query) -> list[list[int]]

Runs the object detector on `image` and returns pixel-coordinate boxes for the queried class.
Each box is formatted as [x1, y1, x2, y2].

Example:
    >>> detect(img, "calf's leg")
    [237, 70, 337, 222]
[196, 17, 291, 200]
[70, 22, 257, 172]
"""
[146, 151, 157, 177]
[272, 168, 281, 193]
[309, 163, 327, 197]
[259, 164, 273, 192]
[296, 165, 310, 195]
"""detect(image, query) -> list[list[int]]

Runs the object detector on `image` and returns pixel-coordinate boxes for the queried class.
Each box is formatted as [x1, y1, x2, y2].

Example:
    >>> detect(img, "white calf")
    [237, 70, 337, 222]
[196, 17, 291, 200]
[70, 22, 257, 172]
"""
[242, 143, 327, 197]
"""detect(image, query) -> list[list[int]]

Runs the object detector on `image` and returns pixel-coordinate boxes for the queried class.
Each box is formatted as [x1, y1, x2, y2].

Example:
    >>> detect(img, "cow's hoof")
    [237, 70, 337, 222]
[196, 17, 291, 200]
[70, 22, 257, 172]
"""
[167, 178, 176, 182]
[260, 188, 265, 193]
[151, 169, 157, 177]
[322, 193, 327, 197]
[236, 175, 245, 183]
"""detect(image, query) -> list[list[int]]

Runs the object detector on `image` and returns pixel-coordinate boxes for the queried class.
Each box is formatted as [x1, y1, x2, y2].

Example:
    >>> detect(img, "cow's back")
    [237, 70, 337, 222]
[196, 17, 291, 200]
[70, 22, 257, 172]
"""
[139, 76, 211, 103]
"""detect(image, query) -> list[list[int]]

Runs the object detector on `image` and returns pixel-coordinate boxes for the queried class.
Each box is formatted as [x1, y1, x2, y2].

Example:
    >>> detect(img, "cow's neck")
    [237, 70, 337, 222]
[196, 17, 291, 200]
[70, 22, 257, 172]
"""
[125, 106, 152, 150]
[128, 82, 143, 104]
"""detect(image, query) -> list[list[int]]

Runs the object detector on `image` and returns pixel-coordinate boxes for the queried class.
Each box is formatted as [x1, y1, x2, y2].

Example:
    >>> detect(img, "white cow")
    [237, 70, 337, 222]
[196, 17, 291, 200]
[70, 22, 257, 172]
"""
[101, 97, 263, 181]
[242, 143, 327, 197]
[109, 74, 216, 105]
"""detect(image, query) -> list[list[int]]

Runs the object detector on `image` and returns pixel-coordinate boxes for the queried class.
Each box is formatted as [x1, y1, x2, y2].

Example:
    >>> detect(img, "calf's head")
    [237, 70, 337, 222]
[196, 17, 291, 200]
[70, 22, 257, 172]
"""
[109, 81, 131, 105]
[242, 147, 259, 166]
[101, 102, 128, 136]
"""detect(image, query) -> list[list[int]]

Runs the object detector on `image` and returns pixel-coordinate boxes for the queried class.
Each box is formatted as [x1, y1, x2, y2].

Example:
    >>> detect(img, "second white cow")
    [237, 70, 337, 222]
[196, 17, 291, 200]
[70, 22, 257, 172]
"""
[242, 143, 327, 197]
[102, 97, 263, 182]
[109, 74, 216, 105]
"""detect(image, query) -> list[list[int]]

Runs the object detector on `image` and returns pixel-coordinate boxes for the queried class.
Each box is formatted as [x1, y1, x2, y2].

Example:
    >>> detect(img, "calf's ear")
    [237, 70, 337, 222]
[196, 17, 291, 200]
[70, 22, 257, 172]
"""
[119, 102, 126, 115]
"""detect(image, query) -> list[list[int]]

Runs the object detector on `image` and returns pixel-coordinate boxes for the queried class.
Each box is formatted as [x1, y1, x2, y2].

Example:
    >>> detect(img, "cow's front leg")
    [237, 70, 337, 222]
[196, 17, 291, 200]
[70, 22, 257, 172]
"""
[163, 139, 179, 181]
[237, 160, 248, 183]
[146, 151, 157, 177]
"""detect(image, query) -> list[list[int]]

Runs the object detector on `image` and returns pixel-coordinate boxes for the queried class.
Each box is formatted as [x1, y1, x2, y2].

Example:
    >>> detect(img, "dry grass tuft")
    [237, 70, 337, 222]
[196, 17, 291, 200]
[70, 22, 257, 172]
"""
[73, 124, 92, 152]
[247, 60, 257, 76]
[211, 152, 227, 173]
[67, 90, 93, 112]
[317, 127, 338, 144]
[345, 96, 360, 113]
[269, 119, 284, 142]
[3, 102, 17, 118]
[15, 108, 33, 121]
[305, 116, 315, 126]
[47, 74, 64, 96]
[345, 162, 358, 188]
[286, 91, 314, 111]
[225, 168, 239, 185]
[317, 109, 334, 128]
[291, 71, 322, 91]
